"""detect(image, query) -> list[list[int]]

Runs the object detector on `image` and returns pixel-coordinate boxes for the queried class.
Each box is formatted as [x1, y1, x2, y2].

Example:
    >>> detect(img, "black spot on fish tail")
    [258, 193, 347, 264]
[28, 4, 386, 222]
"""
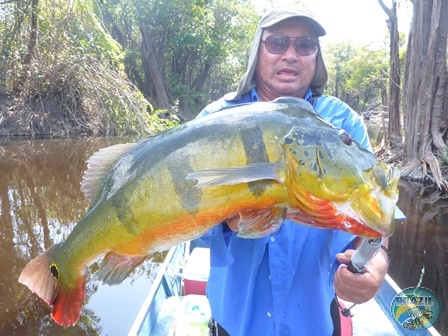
[169, 159, 202, 216]
[50, 264, 59, 279]
[241, 126, 270, 198]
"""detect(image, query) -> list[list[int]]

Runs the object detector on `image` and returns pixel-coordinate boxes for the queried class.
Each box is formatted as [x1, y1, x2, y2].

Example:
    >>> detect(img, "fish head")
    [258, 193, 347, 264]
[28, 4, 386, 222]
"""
[282, 125, 399, 238]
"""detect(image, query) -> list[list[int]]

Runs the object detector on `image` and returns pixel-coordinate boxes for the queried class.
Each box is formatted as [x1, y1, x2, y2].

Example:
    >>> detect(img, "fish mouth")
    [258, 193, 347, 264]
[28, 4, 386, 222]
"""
[287, 162, 400, 238]
[344, 164, 401, 237]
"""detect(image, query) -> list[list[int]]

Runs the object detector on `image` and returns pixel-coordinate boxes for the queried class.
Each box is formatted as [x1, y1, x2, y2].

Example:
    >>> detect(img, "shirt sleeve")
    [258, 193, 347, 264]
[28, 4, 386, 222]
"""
[197, 90, 258, 118]
[197, 98, 229, 118]
[314, 95, 372, 152]
[196, 225, 235, 267]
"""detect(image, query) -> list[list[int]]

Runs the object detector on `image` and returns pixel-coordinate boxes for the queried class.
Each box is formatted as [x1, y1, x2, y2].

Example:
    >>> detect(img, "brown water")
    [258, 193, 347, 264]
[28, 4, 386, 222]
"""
[0, 137, 447, 335]
[0, 137, 167, 336]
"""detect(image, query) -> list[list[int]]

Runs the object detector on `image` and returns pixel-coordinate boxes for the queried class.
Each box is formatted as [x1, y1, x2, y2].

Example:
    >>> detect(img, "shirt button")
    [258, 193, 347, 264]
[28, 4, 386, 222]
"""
[267, 312, 272, 318]
[270, 236, 275, 242]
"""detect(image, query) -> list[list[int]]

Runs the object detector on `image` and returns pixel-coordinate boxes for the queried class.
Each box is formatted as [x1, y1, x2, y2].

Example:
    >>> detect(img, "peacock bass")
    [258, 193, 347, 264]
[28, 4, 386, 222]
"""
[18, 97, 400, 326]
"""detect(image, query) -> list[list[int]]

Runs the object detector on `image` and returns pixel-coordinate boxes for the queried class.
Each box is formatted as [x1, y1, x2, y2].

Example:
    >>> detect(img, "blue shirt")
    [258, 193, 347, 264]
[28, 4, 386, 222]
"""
[197, 89, 371, 336]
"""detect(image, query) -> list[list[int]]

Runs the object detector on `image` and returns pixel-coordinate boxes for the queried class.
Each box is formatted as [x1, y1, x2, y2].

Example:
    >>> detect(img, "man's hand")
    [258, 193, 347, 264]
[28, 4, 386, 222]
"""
[333, 239, 389, 304]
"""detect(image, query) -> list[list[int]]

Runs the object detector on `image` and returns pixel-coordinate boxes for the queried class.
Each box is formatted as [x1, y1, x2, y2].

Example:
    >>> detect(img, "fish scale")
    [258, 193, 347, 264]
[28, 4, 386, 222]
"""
[18, 97, 399, 327]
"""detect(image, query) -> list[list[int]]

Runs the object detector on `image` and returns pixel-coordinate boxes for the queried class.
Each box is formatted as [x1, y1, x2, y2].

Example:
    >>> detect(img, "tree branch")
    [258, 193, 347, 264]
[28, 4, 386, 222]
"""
[377, 0, 392, 17]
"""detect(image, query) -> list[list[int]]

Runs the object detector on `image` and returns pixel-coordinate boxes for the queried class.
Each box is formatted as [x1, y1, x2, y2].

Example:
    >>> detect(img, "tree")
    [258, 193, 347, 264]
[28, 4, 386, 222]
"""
[139, 21, 171, 109]
[97, 0, 259, 114]
[0, 0, 170, 136]
[323, 42, 388, 112]
[378, 0, 403, 148]
[344, 46, 388, 111]
[12, 0, 39, 94]
[401, 0, 448, 188]
[323, 42, 355, 101]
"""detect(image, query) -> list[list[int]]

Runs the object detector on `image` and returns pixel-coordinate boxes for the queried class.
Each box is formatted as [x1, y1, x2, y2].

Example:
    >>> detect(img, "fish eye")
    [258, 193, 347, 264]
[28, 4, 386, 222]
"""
[339, 130, 353, 146]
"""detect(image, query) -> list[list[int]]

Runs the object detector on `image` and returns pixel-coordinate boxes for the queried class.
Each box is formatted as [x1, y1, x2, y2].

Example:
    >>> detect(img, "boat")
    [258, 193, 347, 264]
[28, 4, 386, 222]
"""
[128, 242, 442, 336]
[129, 241, 210, 336]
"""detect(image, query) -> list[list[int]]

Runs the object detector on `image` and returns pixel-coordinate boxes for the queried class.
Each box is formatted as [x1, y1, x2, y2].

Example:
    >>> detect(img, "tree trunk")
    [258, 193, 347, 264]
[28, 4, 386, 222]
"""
[13, 0, 39, 94]
[378, 0, 402, 147]
[139, 22, 171, 110]
[401, 0, 448, 188]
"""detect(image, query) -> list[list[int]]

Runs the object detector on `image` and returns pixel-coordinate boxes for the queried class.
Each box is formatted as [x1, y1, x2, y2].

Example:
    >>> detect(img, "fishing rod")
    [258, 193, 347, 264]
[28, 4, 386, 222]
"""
[337, 208, 404, 317]
[336, 237, 384, 317]
[348, 237, 383, 273]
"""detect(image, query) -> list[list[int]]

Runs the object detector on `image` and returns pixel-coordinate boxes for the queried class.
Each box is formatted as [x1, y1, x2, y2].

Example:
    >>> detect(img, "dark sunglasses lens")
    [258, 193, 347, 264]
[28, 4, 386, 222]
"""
[295, 37, 318, 56]
[265, 36, 290, 54]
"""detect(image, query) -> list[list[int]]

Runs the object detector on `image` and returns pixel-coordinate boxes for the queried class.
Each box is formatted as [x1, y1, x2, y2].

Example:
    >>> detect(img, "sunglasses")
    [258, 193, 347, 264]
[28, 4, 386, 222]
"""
[260, 35, 319, 56]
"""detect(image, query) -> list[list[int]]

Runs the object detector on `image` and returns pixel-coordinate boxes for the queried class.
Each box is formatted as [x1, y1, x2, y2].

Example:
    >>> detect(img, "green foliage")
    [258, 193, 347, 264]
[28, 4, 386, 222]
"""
[323, 32, 408, 112]
[344, 46, 388, 110]
[0, 0, 168, 136]
[323, 42, 388, 111]
[322, 41, 355, 98]
[97, 0, 259, 113]
[1, 0, 409, 134]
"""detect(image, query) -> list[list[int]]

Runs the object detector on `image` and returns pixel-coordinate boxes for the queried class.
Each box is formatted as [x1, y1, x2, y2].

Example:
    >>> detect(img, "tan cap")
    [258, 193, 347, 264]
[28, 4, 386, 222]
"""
[260, 7, 326, 37]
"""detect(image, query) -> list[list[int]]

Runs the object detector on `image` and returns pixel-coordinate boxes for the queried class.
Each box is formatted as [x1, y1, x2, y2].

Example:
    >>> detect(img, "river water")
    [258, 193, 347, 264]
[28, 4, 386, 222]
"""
[0, 137, 447, 335]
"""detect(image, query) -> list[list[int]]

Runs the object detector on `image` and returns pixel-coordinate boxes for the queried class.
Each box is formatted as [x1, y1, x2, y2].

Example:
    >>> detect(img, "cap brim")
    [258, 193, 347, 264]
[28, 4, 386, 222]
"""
[260, 8, 326, 37]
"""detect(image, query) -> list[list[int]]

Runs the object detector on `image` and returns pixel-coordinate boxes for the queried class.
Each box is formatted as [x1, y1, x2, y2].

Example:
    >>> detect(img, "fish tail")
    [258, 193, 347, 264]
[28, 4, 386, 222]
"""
[18, 243, 86, 326]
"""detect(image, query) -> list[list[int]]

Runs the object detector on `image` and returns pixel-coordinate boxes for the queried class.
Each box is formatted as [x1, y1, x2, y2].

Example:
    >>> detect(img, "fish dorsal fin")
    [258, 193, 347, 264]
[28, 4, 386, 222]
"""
[237, 206, 286, 238]
[81, 143, 138, 202]
[185, 162, 284, 188]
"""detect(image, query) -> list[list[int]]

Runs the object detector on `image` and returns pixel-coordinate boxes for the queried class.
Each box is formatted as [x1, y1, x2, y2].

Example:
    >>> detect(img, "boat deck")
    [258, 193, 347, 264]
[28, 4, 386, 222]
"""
[129, 245, 441, 336]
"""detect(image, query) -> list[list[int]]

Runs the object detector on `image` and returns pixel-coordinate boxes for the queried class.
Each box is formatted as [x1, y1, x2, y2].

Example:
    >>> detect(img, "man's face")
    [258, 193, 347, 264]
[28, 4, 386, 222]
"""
[255, 19, 318, 101]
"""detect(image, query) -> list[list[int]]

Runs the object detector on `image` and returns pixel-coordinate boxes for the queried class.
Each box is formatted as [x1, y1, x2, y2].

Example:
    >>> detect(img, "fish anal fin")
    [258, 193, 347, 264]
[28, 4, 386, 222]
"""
[81, 143, 138, 203]
[96, 252, 147, 285]
[186, 162, 284, 188]
[50, 276, 86, 326]
[237, 207, 286, 238]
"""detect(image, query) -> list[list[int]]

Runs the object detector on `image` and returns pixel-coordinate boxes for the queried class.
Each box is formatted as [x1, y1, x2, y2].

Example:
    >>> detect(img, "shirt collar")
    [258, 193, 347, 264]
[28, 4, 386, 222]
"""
[251, 88, 314, 103]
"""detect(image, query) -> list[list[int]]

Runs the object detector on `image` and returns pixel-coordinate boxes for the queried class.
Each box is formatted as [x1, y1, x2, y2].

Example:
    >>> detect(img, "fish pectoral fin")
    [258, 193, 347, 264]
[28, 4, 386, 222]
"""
[186, 162, 284, 188]
[96, 252, 147, 285]
[237, 207, 286, 238]
[81, 143, 139, 203]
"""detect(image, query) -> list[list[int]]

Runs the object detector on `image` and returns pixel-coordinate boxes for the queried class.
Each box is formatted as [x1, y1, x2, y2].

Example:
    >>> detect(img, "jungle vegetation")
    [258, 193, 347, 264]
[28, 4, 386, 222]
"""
[0, 0, 447, 186]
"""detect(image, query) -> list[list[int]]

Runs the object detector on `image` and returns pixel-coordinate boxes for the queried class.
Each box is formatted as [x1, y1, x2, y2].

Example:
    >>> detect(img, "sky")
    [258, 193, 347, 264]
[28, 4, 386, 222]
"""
[259, 0, 414, 47]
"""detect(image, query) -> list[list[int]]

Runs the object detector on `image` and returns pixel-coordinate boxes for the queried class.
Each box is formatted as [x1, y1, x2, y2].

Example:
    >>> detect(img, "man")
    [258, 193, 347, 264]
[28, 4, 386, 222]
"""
[197, 7, 390, 336]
